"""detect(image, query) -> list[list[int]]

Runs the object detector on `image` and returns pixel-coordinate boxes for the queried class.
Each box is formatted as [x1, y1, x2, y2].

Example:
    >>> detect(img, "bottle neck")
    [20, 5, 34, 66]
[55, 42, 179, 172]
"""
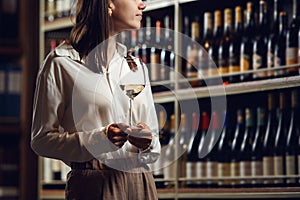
[292, 0, 300, 20]
[223, 8, 232, 34]
[234, 6, 243, 32]
[203, 12, 213, 39]
[214, 10, 223, 38]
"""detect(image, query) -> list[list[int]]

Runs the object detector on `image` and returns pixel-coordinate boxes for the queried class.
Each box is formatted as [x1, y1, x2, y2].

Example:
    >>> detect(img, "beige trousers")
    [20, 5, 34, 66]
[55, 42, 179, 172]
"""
[65, 162, 158, 200]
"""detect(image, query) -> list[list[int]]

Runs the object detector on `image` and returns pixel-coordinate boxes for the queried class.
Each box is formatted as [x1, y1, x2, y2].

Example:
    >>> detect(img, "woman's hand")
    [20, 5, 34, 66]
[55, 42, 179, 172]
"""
[126, 122, 152, 151]
[107, 123, 129, 149]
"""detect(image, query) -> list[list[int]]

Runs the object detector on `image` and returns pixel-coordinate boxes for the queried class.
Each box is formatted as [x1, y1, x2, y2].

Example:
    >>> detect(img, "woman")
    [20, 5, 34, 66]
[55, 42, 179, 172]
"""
[31, 0, 161, 199]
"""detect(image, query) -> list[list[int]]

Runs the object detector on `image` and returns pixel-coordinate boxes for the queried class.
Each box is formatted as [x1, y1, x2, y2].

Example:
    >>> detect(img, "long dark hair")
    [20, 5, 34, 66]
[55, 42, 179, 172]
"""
[70, 0, 110, 66]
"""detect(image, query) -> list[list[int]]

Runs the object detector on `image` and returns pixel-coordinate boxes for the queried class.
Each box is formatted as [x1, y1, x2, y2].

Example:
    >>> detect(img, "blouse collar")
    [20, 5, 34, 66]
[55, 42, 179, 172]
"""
[54, 41, 127, 62]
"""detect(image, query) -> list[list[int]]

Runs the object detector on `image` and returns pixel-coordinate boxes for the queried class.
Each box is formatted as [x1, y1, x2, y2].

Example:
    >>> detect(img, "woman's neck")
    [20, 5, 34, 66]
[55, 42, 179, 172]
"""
[106, 36, 117, 69]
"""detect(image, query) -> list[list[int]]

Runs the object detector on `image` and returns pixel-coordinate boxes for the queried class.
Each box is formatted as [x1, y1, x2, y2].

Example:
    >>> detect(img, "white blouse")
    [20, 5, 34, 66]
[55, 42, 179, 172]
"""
[31, 41, 160, 168]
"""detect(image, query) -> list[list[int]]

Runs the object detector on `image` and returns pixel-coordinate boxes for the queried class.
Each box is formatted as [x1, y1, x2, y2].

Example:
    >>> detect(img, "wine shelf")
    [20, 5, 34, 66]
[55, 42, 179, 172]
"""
[153, 74, 300, 103]
[40, 187, 300, 200]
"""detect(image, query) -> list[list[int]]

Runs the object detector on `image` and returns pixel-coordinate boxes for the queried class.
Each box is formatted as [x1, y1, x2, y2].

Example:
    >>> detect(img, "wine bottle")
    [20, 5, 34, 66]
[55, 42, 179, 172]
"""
[240, 2, 256, 82]
[199, 12, 213, 85]
[208, 10, 223, 86]
[262, 93, 277, 186]
[197, 111, 209, 187]
[51, 159, 62, 181]
[239, 108, 256, 187]
[274, 12, 288, 77]
[163, 114, 176, 188]
[205, 111, 221, 187]
[46, 0, 55, 21]
[63, 0, 72, 17]
[186, 112, 201, 188]
[286, 0, 300, 76]
[251, 107, 266, 187]
[55, 0, 64, 19]
[229, 6, 243, 83]
[153, 110, 169, 188]
[134, 28, 144, 60]
[129, 29, 137, 55]
[186, 16, 201, 88]
[230, 109, 245, 188]
[142, 16, 152, 64]
[179, 113, 189, 187]
[218, 8, 233, 85]
[267, 0, 281, 78]
[150, 20, 162, 83]
[253, 0, 269, 80]
[181, 16, 190, 78]
[273, 91, 289, 186]
[217, 111, 232, 187]
[285, 89, 299, 186]
[160, 15, 175, 91]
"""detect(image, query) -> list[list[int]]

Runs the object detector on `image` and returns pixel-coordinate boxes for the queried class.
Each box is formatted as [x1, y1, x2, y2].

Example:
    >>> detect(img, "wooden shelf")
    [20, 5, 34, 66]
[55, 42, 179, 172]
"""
[0, 124, 21, 136]
[153, 75, 300, 103]
[176, 187, 300, 199]
[42, 17, 74, 32]
[144, 0, 175, 11]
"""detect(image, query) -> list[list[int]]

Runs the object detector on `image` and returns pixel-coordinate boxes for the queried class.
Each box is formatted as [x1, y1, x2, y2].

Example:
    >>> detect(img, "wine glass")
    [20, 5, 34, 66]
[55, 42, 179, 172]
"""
[118, 58, 146, 130]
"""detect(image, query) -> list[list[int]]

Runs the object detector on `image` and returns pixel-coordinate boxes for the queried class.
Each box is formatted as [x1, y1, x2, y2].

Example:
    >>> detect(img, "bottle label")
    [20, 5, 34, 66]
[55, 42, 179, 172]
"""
[169, 70, 175, 87]
[56, 0, 64, 13]
[286, 47, 298, 72]
[218, 162, 230, 185]
[230, 161, 240, 186]
[163, 161, 176, 179]
[219, 65, 229, 75]
[240, 161, 251, 184]
[229, 55, 240, 73]
[186, 47, 199, 78]
[150, 53, 161, 81]
[207, 161, 218, 184]
[160, 66, 166, 80]
[240, 54, 250, 78]
[253, 53, 266, 78]
[274, 156, 284, 184]
[208, 67, 219, 77]
[186, 162, 196, 185]
[286, 155, 296, 184]
[199, 50, 209, 76]
[251, 160, 263, 184]
[263, 156, 274, 184]
[196, 161, 206, 184]
[229, 65, 240, 73]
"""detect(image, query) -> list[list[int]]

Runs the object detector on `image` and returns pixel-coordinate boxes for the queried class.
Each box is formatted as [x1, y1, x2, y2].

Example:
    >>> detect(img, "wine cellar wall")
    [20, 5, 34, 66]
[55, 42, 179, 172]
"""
[39, 0, 300, 199]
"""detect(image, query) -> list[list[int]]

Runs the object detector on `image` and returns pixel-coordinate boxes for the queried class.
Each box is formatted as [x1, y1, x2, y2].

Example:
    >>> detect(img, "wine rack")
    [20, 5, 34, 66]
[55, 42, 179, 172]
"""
[38, 0, 300, 199]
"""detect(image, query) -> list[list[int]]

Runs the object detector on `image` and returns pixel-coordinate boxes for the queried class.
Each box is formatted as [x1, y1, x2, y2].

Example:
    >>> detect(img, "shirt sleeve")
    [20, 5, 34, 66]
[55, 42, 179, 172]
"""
[31, 54, 115, 164]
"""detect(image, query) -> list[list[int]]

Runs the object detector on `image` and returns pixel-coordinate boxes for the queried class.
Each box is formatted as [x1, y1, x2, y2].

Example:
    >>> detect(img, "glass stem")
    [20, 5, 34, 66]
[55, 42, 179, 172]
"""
[129, 98, 133, 127]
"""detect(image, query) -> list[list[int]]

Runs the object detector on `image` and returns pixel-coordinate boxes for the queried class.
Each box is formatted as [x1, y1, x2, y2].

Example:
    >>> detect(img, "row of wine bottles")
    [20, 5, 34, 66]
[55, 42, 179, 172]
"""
[44, 0, 76, 22]
[120, 0, 300, 89]
[153, 88, 300, 188]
